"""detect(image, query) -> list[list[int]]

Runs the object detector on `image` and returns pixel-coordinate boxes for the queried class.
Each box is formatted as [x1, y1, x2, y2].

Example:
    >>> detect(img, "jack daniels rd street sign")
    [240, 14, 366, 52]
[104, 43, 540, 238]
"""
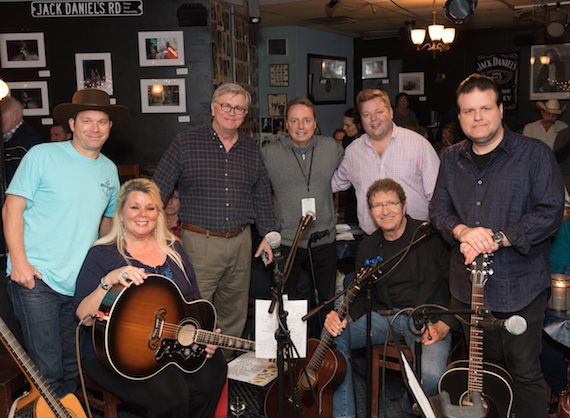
[31, 1, 143, 18]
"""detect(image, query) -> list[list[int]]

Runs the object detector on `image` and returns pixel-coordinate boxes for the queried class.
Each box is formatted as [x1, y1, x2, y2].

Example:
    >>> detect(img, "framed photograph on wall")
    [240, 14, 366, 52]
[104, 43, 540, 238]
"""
[7, 81, 49, 116]
[530, 43, 570, 100]
[362, 56, 388, 79]
[140, 79, 186, 113]
[268, 93, 287, 116]
[399, 72, 424, 95]
[138, 31, 185, 66]
[267, 38, 287, 56]
[269, 64, 289, 87]
[307, 54, 347, 105]
[0, 32, 46, 68]
[75, 53, 113, 95]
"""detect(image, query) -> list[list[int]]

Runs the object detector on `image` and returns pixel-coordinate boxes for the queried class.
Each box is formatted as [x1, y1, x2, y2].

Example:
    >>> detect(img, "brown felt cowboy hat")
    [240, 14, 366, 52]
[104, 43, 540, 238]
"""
[536, 99, 567, 115]
[53, 88, 129, 126]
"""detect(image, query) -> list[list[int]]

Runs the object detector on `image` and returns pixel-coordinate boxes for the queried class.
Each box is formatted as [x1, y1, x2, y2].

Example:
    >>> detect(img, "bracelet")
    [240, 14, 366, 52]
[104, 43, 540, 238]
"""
[457, 226, 469, 241]
[100, 277, 112, 291]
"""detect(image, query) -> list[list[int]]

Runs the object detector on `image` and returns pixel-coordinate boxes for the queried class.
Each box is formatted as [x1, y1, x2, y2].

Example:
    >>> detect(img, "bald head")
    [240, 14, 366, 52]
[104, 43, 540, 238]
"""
[1, 97, 24, 134]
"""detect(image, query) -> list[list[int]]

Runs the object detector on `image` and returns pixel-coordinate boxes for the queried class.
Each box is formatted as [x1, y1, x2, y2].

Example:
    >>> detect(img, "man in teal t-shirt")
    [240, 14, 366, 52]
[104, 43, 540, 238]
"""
[2, 89, 128, 397]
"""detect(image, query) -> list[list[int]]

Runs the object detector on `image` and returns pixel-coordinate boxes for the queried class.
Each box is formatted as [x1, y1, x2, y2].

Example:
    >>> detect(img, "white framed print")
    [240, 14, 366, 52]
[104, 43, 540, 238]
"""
[75, 52, 113, 95]
[7, 81, 49, 116]
[0, 32, 46, 68]
[362, 56, 388, 79]
[399, 72, 425, 95]
[140, 79, 186, 113]
[138, 31, 185, 66]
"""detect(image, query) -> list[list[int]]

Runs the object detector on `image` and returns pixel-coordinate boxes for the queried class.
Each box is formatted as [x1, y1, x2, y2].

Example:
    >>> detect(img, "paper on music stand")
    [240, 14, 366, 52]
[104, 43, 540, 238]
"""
[401, 351, 437, 418]
[255, 298, 307, 359]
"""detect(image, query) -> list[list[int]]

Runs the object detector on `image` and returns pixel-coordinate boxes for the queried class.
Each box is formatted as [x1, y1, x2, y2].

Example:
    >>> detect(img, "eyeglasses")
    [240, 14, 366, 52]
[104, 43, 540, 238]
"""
[371, 201, 401, 210]
[214, 101, 247, 116]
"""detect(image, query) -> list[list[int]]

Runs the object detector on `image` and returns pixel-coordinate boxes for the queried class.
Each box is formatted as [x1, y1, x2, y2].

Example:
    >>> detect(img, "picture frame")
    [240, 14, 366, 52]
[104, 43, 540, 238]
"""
[307, 54, 347, 105]
[75, 52, 113, 95]
[0, 32, 46, 68]
[268, 93, 287, 117]
[7, 81, 49, 116]
[399, 72, 425, 95]
[362, 56, 388, 79]
[267, 38, 287, 56]
[138, 31, 185, 67]
[140, 79, 186, 113]
[530, 43, 570, 100]
[269, 64, 289, 87]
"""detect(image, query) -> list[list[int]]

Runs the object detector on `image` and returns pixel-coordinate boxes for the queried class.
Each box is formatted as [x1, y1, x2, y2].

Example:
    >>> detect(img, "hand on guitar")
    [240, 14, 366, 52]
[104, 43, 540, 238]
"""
[103, 266, 148, 287]
[205, 328, 222, 359]
[421, 320, 450, 345]
[324, 310, 348, 337]
[455, 225, 509, 265]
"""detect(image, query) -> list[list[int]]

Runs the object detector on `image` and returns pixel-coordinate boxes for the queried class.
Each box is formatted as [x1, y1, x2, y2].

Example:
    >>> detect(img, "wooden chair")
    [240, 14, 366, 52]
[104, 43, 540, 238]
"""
[371, 341, 414, 418]
[76, 373, 122, 418]
[117, 164, 140, 182]
[0, 352, 28, 418]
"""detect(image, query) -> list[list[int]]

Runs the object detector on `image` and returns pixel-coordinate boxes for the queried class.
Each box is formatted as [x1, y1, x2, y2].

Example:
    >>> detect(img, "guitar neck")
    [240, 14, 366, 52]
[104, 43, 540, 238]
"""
[194, 329, 255, 352]
[0, 318, 71, 418]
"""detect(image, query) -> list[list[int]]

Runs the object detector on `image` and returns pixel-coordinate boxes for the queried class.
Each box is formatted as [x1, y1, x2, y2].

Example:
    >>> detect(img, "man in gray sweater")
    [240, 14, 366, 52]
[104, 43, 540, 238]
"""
[262, 97, 344, 333]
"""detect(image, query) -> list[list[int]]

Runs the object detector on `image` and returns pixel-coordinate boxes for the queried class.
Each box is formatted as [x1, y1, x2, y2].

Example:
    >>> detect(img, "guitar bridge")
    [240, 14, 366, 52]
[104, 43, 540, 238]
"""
[149, 308, 166, 350]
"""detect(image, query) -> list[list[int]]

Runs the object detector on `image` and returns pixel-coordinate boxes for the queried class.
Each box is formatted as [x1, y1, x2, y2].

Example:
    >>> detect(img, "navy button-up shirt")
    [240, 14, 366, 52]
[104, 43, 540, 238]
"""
[429, 126, 564, 312]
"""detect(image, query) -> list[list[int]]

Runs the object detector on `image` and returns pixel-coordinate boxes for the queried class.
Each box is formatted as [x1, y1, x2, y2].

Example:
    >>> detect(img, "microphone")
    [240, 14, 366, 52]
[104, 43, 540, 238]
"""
[479, 314, 527, 336]
[266, 232, 285, 315]
[265, 231, 282, 259]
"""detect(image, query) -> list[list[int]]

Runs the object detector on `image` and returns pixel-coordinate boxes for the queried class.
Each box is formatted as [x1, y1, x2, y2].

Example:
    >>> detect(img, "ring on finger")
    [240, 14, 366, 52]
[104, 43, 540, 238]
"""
[122, 272, 129, 279]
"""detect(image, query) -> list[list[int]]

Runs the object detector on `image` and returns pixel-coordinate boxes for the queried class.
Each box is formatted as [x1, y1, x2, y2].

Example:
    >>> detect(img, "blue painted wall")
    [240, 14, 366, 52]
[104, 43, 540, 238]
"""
[259, 26, 354, 137]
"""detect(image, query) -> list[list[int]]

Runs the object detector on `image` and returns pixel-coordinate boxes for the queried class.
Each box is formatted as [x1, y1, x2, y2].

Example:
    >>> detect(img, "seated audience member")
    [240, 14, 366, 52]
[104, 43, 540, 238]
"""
[50, 123, 72, 142]
[436, 122, 462, 155]
[324, 179, 452, 418]
[165, 188, 181, 237]
[73, 178, 226, 417]
[342, 106, 363, 148]
[393, 92, 419, 127]
[333, 128, 345, 146]
[522, 99, 568, 149]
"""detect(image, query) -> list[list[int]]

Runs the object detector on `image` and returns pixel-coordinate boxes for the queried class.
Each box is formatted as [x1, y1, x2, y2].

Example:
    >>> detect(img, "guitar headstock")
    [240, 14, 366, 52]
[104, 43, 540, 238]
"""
[469, 253, 494, 287]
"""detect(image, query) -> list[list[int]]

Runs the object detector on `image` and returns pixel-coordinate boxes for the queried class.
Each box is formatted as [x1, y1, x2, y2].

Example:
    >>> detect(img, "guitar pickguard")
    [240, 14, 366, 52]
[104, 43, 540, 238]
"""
[155, 338, 205, 364]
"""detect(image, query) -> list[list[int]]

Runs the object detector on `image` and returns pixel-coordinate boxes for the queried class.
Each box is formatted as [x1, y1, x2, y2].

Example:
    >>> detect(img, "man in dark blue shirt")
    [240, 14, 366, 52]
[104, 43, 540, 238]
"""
[430, 73, 564, 418]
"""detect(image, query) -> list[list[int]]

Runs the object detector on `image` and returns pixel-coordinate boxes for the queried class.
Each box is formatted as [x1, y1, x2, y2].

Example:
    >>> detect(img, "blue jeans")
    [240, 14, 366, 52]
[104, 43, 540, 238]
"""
[8, 278, 78, 397]
[325, 311, 451, 418]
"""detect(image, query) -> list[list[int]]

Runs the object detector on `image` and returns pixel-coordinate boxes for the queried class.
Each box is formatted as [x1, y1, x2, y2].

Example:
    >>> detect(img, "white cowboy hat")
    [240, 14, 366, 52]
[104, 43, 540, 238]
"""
[537, 99, 567, 115]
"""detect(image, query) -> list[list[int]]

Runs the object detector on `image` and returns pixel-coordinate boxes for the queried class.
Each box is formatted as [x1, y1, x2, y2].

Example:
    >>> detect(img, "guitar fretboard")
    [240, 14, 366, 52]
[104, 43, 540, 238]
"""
[194, 329, 255, 352]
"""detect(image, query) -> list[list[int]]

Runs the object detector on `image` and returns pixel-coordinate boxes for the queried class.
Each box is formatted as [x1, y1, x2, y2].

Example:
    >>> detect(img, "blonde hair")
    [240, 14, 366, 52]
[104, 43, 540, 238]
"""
[94, 178, 185, 273]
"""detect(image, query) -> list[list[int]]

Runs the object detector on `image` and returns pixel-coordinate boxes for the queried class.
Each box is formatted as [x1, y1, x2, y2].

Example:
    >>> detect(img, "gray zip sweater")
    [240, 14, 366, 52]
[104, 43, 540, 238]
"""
[261, 135, 344, 248]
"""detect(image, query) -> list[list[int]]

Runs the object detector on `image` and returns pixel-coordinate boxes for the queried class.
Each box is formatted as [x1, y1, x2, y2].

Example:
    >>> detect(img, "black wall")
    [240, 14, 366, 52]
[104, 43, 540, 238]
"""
[354, 25, 570, 132]
[0, 0, 213, 170]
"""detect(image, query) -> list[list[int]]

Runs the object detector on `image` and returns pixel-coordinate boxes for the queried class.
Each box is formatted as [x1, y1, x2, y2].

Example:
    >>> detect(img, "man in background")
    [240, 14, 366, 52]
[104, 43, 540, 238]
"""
[49, 123, 72, 142]
[523, 99, 568, 149]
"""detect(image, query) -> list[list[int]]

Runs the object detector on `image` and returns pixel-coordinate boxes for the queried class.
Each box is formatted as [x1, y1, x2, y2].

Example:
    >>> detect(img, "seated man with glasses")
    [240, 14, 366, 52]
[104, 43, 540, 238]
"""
[323, 178, 453, 418]
[153, 83, 276, 352]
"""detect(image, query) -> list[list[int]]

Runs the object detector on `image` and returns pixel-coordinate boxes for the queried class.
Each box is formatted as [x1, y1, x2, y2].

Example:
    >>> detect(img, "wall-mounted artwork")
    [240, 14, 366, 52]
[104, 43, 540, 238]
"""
[307, 54, 347, 105]
[268, 93, 287, 116]
[140, 79, 186, 113]
[362, 56, 388, 79]
[267, 38, 287, 56]
[399, 72, 424, 95]
[530, 43, 570, 100]
[138, 31, 185, 66]
[0, 32, 46, 68]
[75, 53, 113, 95]
[7, 81, 49, 116]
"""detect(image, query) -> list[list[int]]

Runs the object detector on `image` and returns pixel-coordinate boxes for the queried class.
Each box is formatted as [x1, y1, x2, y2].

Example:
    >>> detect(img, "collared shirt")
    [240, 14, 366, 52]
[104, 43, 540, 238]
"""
[153, 124, 275, 236]
[3, 121, 23, 142]
[429, 126, 565, 312]
[522, 119, 568, 149]
[331, 123, 440, 234]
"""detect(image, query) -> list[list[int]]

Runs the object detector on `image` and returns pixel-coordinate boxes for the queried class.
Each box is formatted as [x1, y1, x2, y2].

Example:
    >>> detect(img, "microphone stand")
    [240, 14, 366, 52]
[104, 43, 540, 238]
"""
[269, 213, 313, 418]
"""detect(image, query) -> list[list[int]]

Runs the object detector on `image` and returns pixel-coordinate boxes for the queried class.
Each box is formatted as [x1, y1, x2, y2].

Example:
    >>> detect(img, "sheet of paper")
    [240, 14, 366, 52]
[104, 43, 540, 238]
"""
[255, 298, 307, 359]
[401, 352, 436, 418]
[227, 351, 278, 387]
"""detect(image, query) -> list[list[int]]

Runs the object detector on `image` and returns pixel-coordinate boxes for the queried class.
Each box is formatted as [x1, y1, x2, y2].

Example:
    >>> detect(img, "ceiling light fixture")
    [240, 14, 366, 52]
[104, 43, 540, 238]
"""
[0, 79, 9, 100]
[410, 3, 456, 57]
[547, 7, 568, 37]
[444, 0, 477, 23]
[247, 0, 261, 24]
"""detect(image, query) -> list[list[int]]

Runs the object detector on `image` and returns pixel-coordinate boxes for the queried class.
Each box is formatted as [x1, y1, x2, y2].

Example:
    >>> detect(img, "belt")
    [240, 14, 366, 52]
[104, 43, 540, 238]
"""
[181, 223, 248, 238]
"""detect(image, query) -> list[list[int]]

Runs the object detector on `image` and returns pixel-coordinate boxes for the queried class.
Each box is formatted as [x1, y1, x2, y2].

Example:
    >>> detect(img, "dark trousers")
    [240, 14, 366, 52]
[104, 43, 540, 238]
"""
[451, 289, 548, 418]
[282, 242, 337, 337]
[84, 350, 227, 418]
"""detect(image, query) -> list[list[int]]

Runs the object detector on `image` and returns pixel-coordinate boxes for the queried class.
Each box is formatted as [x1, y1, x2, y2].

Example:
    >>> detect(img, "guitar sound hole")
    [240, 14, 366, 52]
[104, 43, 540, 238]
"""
[298, 369, 318, 391]
[177, 323, 197, 346]
[459, 392, 489, 412]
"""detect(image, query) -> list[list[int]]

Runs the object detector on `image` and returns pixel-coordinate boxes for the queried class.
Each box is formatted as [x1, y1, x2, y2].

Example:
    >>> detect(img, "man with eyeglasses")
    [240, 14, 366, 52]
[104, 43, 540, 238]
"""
[332, 89, 440, 235]
[324, 178, 452, 418]
[153, 83, 276, 347]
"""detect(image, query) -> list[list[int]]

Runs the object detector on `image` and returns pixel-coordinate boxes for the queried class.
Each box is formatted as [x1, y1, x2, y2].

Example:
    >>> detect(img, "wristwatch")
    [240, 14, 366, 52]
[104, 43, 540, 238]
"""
[493, 232, 504, 249]
[100, 277, 112, 291]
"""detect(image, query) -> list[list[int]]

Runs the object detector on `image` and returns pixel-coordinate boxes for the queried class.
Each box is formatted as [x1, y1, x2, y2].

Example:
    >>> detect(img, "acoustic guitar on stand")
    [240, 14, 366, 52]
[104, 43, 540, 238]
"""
[0, 316, 86, 418]
[438, 253, 514, 417]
